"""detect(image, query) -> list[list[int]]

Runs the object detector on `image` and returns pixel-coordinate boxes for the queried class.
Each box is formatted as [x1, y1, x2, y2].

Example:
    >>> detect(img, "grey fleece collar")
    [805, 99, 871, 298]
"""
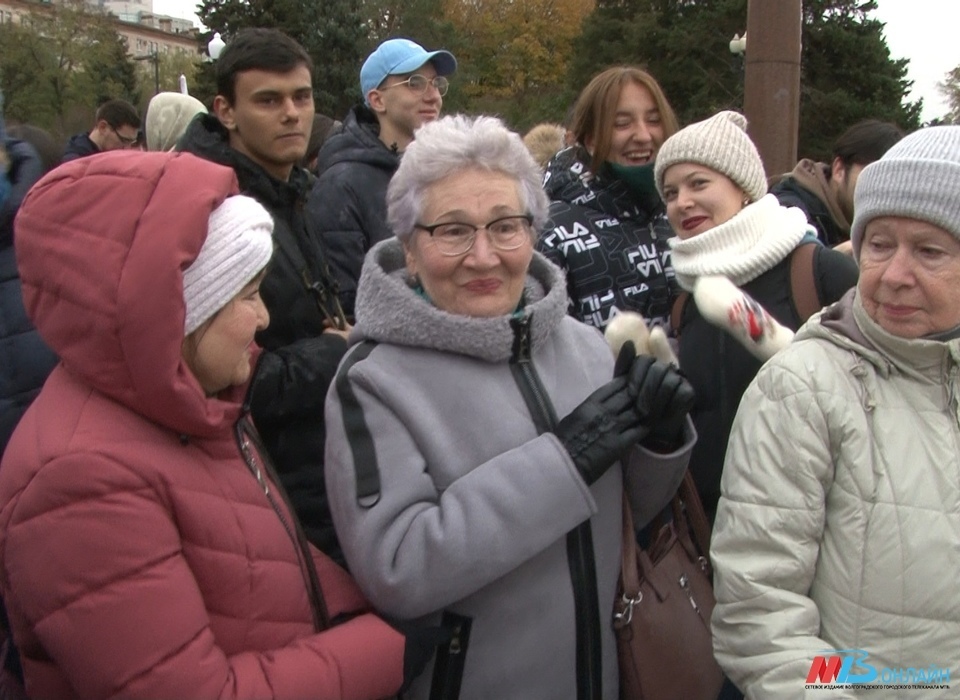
[354, 238, 570, 362]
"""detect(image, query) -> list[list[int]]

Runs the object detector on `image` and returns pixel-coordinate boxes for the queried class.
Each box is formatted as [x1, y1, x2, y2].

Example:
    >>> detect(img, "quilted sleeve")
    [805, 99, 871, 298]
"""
[0, 453, 403, 700]
[709, 352, 856, 700]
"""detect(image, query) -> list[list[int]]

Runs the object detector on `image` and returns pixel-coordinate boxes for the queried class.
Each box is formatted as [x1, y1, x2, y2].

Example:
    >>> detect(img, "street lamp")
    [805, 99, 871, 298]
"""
[134, 49, 160, 95]
[208, 32, 225, 61]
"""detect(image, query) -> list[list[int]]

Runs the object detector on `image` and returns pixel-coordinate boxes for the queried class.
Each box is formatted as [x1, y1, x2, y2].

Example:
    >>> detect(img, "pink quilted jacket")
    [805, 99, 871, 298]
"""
[0, 152, 404, 699]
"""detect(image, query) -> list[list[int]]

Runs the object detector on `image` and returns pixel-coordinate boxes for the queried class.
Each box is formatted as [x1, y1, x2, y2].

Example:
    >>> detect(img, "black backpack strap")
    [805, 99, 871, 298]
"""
[789, 243, 820, 322]
[273, 229, 349, 330]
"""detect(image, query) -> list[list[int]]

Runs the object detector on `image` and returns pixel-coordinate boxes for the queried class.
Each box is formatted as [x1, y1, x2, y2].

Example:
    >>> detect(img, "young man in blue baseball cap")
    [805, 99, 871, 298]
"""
[305, 38, 457, 317]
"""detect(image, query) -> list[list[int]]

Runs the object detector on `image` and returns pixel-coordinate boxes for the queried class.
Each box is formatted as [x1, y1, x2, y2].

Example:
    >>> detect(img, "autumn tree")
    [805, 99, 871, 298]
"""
[0, 0, 140, 134]
[442, 0, 594, 130]
[570, 0, 920, 161]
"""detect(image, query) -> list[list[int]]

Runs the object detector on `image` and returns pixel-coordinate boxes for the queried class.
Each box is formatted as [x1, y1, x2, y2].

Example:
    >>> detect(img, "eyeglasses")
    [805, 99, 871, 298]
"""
[414, 215, 533, 256]
[380, 74, 450, 97]
[111, 126, 139, 147]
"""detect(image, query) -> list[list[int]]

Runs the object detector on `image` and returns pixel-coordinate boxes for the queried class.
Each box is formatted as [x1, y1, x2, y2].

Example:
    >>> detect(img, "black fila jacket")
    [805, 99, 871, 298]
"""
[536, 146, 679, 330]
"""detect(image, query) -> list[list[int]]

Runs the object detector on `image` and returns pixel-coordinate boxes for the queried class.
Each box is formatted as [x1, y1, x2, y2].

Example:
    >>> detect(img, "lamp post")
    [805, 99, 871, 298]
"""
[729, 31, 747, 106]
[742, 0, 802, 177]
[134, 49, 160, 95]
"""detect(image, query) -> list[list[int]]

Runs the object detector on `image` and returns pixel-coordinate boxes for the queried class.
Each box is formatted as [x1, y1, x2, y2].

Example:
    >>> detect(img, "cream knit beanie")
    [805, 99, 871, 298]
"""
[655, 111, 767, 203]
[183, 195, 274, 334]
[851, 125, 960, 259]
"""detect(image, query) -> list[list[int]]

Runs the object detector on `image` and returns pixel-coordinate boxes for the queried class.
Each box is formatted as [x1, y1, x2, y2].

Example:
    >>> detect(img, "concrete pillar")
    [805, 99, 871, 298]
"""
[743, 0, 802, 177]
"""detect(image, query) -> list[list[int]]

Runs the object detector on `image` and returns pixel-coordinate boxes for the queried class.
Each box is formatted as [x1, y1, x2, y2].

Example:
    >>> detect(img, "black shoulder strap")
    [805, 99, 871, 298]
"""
[272, 229, 349, 330]
[789, 243, 820, 322]
[334, 341, 381, 508]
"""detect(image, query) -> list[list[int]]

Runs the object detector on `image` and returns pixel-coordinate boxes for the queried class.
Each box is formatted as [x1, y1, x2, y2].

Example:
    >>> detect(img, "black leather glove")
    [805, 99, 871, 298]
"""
[388, 619, 453, 693]
[554, 343, 649, 485]
[625, 354, 695, 451]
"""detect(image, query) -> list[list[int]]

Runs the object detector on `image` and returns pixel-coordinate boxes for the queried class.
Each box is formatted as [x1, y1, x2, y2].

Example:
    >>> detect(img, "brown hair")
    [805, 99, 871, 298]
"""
[572, 66, 678, 173]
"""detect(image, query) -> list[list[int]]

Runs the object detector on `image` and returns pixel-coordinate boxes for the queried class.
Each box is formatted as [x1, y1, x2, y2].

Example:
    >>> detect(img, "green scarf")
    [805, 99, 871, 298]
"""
[605, 162, 661, 210]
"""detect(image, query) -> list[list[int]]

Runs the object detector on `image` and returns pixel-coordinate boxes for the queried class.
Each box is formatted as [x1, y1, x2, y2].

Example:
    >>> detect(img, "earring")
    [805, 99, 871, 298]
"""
[742, 197, 750, 206]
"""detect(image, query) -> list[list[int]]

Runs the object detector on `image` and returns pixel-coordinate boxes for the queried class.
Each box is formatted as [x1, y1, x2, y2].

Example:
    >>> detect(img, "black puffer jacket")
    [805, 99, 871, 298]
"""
[305, 105, 399, 318]
[676, 245, 858, 522]
[179, 115, 349, 563]
[1, 138, 57, 456]
[537, 146, 678, 329]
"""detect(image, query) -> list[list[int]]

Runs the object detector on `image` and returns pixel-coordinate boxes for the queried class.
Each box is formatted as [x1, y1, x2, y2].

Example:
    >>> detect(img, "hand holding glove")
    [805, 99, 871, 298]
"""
[625, 353, 695, 451]
[603, 312, 694, 452]
[554, 342, 649, 485]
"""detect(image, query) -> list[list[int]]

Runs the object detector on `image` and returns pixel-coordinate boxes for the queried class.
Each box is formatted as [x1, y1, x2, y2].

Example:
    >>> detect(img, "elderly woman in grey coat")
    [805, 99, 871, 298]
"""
[324, 114, 696, 700]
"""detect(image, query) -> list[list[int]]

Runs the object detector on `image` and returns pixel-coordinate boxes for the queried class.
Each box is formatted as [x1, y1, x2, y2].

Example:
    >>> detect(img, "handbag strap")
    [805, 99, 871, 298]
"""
[677, 470, 713, 559]
[619, 491, 641, 596]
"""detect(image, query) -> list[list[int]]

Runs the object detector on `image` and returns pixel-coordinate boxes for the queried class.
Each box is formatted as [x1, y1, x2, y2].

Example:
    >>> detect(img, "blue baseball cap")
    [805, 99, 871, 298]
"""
[360, 38, 457, 105]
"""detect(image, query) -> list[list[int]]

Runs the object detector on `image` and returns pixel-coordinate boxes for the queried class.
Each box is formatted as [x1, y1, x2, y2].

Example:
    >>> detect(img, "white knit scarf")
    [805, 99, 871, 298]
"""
[668, 193, 811, 291]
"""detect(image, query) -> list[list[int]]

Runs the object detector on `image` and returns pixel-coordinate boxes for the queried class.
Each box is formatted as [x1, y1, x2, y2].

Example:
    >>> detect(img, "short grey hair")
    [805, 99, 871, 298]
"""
[387, 114, 549, 242]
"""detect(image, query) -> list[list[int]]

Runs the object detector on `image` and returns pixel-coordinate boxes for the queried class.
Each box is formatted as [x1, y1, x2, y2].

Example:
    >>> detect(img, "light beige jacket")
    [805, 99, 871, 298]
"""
[711, 290, 960, 699]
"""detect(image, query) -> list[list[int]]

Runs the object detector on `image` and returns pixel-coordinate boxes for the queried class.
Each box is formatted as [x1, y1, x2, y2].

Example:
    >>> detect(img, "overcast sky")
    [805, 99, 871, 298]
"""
[154, 0, 958, 122]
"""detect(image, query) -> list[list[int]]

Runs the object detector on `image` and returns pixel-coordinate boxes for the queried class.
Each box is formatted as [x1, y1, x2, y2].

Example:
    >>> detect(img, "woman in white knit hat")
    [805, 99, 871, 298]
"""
[653, 110, 858, 522]
[710, 125, 960, 699]
[0, 150, 424, 698]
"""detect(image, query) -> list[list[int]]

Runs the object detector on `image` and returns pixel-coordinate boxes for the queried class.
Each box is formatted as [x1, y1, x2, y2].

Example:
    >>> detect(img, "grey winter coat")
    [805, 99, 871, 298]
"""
[325, 239, 694, 700]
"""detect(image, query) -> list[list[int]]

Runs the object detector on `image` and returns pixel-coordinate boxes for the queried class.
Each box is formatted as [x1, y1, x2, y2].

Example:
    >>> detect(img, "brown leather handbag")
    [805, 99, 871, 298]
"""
[614, 470, 725, 700]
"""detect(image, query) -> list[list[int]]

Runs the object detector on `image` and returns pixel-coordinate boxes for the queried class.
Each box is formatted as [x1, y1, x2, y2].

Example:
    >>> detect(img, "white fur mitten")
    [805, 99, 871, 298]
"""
[604, 312, 679, 366]
[692, 276, 793, 361]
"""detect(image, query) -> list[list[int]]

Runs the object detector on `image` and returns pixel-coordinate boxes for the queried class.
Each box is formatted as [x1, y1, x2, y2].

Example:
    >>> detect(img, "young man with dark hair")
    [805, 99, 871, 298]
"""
[61, 99, 141, 163]
[305, 38, 456, 316]
[770, 119, 904, 249]
[179, 27, 351, 563]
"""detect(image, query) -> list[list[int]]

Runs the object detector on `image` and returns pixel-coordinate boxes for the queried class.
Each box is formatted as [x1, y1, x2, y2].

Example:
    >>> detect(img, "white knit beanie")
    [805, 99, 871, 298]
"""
[851, 125, 960, 259]
[655, 111, 767, 203]
[183, 195, 274, 334]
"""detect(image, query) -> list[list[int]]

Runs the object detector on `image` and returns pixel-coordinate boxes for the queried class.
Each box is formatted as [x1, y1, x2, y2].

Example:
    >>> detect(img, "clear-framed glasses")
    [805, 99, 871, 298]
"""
[111, 125, 138, 147]
[381, 74, 450, 97]
[415, 214, 533, 256]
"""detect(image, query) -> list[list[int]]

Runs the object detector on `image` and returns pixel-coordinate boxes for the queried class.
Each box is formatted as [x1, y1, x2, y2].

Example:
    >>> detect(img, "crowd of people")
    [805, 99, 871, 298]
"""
[0, 25, 957, 700]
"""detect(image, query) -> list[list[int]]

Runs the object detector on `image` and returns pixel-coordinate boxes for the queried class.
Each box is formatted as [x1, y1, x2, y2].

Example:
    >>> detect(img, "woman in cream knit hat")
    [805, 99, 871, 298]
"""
[654, 110, 858, 522]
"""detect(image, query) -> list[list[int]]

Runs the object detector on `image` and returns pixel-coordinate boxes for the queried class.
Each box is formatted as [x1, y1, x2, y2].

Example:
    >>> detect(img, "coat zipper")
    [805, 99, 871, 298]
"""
[508, 316, 602, 700]
[234, 418, 329, 631]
